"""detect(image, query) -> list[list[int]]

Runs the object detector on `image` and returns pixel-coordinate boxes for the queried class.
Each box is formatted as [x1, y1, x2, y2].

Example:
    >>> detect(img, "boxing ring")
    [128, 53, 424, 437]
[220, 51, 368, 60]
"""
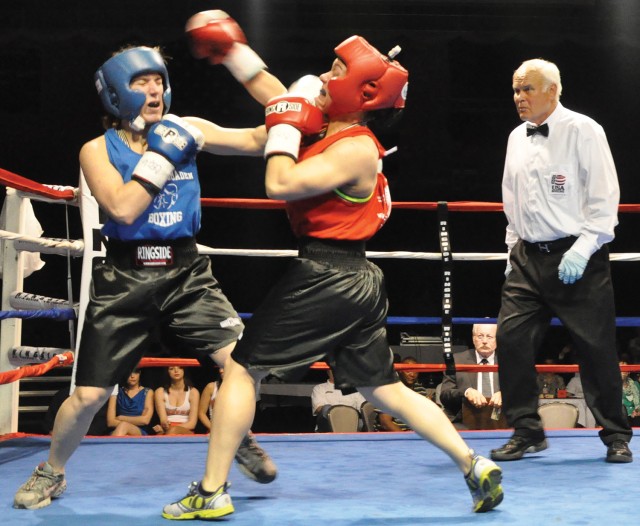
[1, 166, 640, 524]
[0, 429, 638, 525]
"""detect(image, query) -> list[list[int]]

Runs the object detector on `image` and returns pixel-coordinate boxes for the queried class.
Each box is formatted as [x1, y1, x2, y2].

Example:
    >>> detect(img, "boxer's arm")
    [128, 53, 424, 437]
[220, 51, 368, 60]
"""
[243, 70, 287, 107]
[80, 136, 154, 225]
[266, 135, 379, 201]
[183, 117, 267, 157]
[132, 114, 204, 195]
[185, 10, 286, 106]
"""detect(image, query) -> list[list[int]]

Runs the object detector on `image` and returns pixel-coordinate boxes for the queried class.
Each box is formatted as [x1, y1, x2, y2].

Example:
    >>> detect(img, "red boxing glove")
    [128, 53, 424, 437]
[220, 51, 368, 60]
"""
[185, 10, 246, 65]
[264, 96, 324, 160]
[265, 96, 324, 135]
[185, 10, 266, 82]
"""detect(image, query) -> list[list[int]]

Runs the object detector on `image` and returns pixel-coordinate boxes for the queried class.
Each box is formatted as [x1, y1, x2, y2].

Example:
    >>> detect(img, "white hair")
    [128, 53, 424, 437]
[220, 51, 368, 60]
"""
[472, 323, 497, 336]
[515, 58, 562, 100]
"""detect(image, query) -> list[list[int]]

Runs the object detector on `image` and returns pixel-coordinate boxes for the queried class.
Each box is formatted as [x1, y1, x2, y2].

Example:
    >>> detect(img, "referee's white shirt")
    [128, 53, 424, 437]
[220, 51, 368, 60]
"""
[502, 102, 620, 259]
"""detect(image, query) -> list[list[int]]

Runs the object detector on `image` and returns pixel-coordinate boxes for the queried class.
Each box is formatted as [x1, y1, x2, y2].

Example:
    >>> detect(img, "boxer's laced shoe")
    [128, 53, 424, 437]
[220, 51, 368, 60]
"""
[13, 462, 67, 509]
[465, 451, 504, 513]
[162, 481, 233, 520]
[235, 432, 277, 483]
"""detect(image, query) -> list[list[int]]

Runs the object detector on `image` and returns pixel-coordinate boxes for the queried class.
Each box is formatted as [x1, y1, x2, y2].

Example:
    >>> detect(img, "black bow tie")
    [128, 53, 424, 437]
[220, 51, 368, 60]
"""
[526, 123, 549, 137]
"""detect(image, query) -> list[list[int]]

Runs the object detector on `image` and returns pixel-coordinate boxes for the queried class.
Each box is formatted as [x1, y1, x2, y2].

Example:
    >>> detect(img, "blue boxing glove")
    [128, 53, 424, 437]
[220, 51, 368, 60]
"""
[133, 114, 204, 194]
[558, 249, 589, 285]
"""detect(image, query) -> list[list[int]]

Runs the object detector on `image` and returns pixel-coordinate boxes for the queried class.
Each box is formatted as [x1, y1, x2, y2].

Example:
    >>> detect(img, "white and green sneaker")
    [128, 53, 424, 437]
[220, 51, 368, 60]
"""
[465, 452, 504, 512]
[162, 481, 234, 520]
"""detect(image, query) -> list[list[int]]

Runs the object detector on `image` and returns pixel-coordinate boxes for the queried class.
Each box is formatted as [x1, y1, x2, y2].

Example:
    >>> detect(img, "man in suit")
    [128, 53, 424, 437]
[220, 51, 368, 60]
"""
[440, 324, 505, 429]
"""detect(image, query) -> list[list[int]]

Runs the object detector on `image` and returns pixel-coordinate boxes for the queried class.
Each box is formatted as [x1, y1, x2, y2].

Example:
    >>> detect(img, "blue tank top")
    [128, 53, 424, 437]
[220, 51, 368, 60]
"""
[116, 387, 149, 417]
[101, 128, 201, 241]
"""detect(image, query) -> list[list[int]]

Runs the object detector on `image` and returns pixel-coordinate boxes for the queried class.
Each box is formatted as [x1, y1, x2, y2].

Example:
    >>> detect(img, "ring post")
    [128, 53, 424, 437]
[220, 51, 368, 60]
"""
[0, 189, 26, 434]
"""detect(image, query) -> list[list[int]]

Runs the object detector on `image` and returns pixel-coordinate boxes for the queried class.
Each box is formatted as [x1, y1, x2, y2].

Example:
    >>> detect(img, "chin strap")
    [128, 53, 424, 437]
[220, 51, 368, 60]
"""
[130, 114, 147, 132]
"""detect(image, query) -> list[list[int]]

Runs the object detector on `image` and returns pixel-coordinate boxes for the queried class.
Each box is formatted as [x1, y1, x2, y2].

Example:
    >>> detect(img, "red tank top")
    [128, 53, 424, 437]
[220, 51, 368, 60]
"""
[286, 126, 392, 241]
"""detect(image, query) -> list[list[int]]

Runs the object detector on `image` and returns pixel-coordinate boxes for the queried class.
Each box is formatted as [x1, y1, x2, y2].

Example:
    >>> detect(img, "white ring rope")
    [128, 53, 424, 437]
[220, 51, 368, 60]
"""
[0, 229, 84, 256]
[195, 245, 640, 262]
[10, 346, 72, 365]
[3, 224, 640, 262]
[10, 291, 78, 311]
[195, 245, 509, 260]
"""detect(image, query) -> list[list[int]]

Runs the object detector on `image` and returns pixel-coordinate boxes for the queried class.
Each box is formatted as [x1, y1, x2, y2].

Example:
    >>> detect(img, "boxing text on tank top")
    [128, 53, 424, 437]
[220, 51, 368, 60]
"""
[101, 128, 202, 241]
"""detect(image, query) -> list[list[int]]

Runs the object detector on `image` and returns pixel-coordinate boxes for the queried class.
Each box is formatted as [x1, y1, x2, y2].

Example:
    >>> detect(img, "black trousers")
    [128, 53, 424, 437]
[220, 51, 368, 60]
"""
[497, 240, 631, 445]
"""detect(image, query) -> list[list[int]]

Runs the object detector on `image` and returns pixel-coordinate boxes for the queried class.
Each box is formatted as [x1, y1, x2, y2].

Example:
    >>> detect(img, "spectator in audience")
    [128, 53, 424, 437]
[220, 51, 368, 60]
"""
[107, 366, 154, 436]
[627, 328, 640, 366]
[620, 357, 640, 426]
[557, 342, 577, 384]
[198, 369, 224, 433]
[440, 324, 504, 429]
[536, 358, 565, 398]
[558, 342, 575, 364]
[377, 357, 431, 431]
[154, 366, 200, 435]
[311, 368, 366, 431]
[566, 373, 584, 398]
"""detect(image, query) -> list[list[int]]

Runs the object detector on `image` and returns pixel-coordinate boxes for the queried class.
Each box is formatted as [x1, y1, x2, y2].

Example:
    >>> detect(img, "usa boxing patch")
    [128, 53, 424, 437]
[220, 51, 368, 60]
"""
[135, 244, 174, 267]
[550, 173, 566, 195]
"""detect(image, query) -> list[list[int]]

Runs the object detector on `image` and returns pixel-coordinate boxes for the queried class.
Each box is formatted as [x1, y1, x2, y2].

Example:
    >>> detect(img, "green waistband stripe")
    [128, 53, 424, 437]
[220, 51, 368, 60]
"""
[334, 188, 373, 203]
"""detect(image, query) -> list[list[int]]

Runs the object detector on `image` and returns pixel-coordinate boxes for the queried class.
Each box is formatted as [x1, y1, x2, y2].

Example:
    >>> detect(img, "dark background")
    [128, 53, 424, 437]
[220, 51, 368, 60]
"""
[2, 0, 640, 356]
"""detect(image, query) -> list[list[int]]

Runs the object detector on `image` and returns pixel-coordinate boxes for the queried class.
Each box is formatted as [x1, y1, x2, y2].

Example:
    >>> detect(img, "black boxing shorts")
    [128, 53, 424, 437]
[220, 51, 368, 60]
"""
[74, 239, 243, 388]
[231, 238, 399, 391]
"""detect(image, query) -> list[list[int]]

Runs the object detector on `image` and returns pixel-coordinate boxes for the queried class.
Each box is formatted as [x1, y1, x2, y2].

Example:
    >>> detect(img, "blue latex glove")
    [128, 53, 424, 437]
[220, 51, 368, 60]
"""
[505, 261, 512, 278]
[505, 249, 512, 278]
[558, 249, 589, 285]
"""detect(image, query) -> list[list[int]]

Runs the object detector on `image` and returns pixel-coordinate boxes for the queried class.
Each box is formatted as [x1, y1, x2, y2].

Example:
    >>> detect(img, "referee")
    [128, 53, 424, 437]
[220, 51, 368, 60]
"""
[491, 58, 632, 463]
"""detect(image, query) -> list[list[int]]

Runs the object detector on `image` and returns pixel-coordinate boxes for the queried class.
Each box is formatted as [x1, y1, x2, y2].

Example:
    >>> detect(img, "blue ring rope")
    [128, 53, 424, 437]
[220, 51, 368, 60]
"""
[0, 308, 76, 320]
[2, 308, 639, 327]
[238, 313, 640, 327]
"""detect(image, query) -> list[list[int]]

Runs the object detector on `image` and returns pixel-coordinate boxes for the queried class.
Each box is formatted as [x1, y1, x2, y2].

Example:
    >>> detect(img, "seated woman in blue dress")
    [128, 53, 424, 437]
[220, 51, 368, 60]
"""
[107, 366, 154, 436]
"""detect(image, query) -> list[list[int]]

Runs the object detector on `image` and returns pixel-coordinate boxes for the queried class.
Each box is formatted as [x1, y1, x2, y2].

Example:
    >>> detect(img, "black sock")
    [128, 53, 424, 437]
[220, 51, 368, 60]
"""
[198, 482, 214, 497]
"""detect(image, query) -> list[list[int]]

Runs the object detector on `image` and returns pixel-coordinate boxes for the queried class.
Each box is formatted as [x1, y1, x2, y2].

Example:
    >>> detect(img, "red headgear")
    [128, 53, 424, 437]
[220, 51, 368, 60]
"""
[326, 36, 409, 118]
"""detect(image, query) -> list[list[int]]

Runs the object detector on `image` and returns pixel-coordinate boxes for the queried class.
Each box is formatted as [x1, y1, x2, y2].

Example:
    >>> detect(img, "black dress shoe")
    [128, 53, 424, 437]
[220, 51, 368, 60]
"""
[606, 440, 633, 463]
[490, 435, 548, 461]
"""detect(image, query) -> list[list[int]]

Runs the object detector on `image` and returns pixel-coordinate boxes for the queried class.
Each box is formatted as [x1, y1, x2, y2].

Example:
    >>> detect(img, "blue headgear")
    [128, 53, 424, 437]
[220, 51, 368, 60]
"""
[94, 47, 172, 131]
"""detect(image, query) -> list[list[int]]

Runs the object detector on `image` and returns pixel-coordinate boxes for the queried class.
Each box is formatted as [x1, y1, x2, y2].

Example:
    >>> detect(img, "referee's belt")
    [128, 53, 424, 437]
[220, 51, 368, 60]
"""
[106, 237, 198, 269]
[523, 236, 577, 254]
